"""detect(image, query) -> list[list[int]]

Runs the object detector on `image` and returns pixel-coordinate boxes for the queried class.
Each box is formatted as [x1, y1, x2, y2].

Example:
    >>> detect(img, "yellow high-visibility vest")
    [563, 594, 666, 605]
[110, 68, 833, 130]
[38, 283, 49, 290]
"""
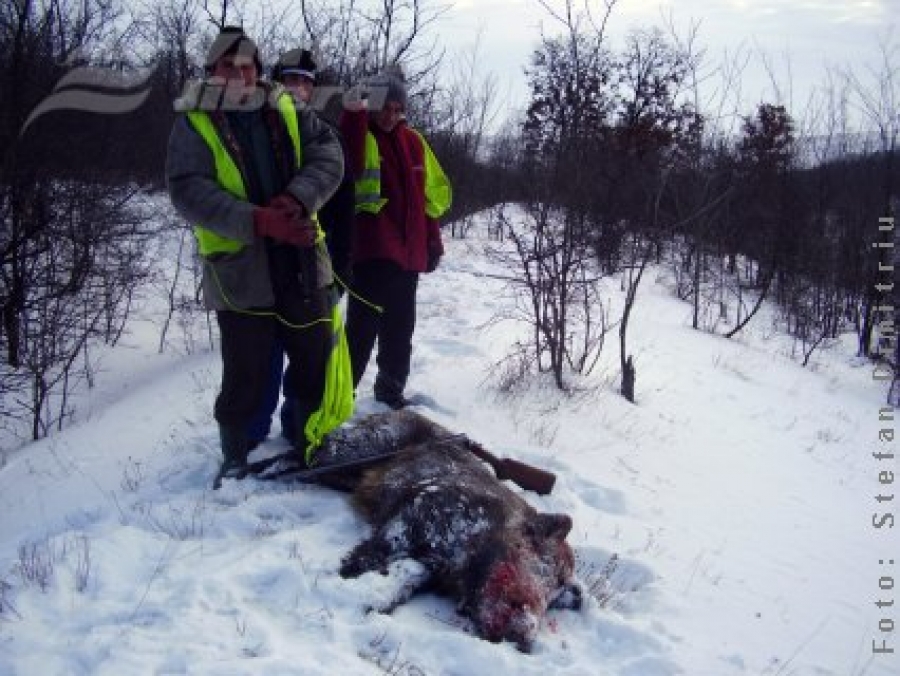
[354, 128, 452, 219]
[186, 91, 323, 255]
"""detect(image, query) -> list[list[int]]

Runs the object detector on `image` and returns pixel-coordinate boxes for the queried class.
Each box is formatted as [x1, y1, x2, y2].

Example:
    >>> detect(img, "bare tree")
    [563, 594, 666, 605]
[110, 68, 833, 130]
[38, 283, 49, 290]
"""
[200, 0, 243, 30]
[146, 0, 203, 90]
[610, 21, 706, 399]
[297, 0, 445, 83]
[494, 0, 620, 391]
[489, 204, 610, 391]
[1, 0, 159, 442]
[157, 222, 189, 354]
[844, 33, 899, 362]
[6, 181, 156, 438]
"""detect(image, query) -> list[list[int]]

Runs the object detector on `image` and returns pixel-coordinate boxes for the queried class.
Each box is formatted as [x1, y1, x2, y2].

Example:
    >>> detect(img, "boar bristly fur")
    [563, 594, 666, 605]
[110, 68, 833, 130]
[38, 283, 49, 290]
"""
[335, 414, 581, 652]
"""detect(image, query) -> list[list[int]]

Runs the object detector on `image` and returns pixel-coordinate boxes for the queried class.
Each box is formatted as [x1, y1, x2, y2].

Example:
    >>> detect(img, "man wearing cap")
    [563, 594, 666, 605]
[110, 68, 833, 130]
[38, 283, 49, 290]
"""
[166, 27, 348, 483]
[245, 47, 355, 449]
[273, 47, 317, 105]
[340, 70, 452, 409]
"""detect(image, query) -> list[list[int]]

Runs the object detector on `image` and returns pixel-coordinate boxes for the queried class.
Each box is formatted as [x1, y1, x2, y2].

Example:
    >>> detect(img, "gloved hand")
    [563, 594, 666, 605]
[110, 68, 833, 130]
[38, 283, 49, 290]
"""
[269, 192, 307, 217]
[426, 251, 441, 273]
[253, 206, 316, 247]
[343, 84, 369, 112]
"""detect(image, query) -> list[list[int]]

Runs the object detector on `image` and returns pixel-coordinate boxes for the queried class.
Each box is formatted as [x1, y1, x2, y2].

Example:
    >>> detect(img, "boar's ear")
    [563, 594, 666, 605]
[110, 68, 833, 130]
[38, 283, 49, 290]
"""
[528, 513, 572, 540]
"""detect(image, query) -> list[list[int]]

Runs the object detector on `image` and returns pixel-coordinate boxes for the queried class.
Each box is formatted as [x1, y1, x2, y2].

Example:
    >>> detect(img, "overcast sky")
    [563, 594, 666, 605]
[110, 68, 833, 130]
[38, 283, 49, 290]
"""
[438, 0, 894, 129]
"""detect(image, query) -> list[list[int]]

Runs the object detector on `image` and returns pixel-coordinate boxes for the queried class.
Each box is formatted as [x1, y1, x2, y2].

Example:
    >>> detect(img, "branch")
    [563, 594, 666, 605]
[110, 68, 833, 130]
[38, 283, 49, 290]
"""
[584, 0, 618, 43]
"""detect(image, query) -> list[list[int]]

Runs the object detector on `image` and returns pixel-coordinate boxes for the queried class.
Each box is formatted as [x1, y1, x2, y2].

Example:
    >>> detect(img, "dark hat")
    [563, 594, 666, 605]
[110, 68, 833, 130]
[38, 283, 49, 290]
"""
[367, 72, 408, 111]
[273, 48, 318, 83]
[205, 26, 262, 74]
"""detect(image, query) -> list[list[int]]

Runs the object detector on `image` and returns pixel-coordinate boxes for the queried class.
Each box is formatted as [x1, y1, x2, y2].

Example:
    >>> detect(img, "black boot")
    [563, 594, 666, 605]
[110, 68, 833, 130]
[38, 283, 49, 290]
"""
[374, 373, 409, 410]
[213, 425, 250, 488]
[289, 401, 318, 467]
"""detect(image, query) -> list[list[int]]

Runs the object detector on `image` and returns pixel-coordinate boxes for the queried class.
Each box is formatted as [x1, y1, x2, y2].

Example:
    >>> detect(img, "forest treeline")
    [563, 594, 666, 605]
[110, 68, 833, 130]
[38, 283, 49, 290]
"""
[1, 0, 897, 443]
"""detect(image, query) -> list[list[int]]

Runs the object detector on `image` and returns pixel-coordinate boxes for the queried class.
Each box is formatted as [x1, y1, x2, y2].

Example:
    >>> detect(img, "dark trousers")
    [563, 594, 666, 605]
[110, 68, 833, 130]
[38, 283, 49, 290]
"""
[346, 260, 419, 393]
[244, 338, 288, 444]
[215, 289, 331, 436]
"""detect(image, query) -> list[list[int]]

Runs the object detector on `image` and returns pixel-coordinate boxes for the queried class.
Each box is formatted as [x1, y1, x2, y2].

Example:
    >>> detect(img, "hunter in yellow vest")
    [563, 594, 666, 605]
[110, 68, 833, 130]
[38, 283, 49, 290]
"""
[166, 27, 352, 484]
[340, 71, 452, 409]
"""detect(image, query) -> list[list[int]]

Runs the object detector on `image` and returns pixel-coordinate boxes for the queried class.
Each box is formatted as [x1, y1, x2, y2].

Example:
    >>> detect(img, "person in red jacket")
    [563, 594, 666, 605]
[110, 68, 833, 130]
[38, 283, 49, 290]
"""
[340, 72, 448, 409]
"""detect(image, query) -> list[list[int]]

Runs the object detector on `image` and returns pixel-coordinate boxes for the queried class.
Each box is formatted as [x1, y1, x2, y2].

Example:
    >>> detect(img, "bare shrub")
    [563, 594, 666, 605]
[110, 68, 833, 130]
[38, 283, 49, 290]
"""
[15, 539, 56, 592]
[575, 551, 622, 609]
[486, 341, 535, 396]
[361, 632, 429, 676]
[73, 535, 91, 594]
[488, 206, 611, 391]
[141, 496, 208, 540]
[119, 456, 145, 493]
[0, 578, 20, 619]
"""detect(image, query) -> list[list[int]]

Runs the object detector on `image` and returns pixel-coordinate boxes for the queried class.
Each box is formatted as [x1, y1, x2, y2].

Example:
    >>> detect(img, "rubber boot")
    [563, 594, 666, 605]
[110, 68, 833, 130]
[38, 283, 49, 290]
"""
[213, 424, 250, 488]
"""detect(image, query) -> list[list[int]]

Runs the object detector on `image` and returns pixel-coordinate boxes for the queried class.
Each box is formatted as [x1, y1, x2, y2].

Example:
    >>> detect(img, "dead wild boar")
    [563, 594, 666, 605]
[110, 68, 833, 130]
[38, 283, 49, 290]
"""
[332, 411, 582, 652]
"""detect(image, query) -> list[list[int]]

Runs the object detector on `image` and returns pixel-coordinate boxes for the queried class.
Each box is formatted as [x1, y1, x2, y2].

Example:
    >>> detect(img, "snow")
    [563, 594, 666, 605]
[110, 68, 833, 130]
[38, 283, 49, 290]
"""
[1, 203, 897, 675]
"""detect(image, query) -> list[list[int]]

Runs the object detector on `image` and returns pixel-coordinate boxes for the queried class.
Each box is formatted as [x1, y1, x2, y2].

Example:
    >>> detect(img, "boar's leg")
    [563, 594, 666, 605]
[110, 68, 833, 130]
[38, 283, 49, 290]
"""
[364, 560, 433, 615]
[340, 516, 420, 578]
[339, 533, 393, 578]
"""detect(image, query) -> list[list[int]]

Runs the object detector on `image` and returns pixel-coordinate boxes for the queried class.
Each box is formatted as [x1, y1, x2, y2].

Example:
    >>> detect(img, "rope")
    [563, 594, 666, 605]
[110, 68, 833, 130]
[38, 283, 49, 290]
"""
[205, 243, 384, 327]
[332, 268, 384, 315]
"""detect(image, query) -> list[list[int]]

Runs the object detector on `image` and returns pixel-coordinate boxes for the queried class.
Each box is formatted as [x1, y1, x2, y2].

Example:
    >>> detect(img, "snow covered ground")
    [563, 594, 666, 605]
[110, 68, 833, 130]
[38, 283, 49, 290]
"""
[0, 204, 896, 675]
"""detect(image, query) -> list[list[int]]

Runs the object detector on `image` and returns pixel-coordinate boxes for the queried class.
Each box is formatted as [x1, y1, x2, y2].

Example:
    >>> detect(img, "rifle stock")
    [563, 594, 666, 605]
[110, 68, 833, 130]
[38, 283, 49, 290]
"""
[462, 439, 556, 496]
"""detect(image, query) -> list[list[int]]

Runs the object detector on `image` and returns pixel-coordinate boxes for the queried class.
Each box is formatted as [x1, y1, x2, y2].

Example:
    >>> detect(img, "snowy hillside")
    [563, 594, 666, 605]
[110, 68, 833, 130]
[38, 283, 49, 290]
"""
[0, 205, 896, 676]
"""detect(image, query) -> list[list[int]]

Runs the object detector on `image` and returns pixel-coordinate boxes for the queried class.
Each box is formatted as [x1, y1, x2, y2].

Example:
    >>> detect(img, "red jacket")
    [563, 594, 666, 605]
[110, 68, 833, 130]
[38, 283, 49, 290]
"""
[340, 109, 444, 272]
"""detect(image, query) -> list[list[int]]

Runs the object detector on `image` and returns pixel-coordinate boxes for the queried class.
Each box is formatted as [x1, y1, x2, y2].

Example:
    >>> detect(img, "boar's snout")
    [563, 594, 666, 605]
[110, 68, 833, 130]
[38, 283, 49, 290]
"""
[509, 609, 540, 653]
[478, 560, 544, 652]
[481, 600, 540, 653]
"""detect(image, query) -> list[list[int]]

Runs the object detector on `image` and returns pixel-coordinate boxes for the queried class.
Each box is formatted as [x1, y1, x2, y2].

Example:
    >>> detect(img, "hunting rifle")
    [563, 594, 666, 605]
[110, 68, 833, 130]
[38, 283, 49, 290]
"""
[237, 433, 557, 496]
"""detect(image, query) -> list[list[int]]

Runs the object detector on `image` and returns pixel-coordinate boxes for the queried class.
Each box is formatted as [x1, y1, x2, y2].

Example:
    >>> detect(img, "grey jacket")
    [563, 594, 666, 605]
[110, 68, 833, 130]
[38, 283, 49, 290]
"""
[166, 82, 344, 311]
